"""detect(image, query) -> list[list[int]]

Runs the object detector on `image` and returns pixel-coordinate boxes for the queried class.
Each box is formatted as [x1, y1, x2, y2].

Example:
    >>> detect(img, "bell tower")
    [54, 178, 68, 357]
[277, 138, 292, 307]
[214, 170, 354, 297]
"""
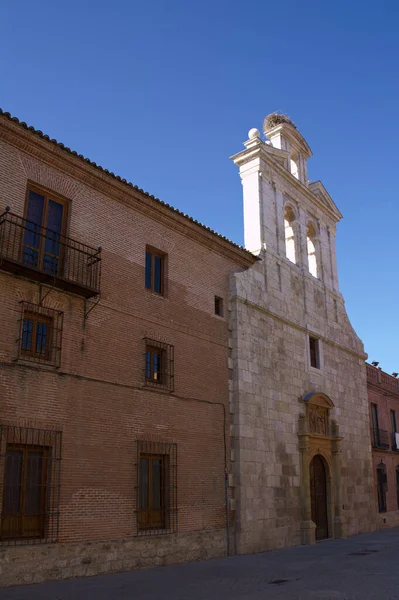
[231, 113, 342, 293]
[263, 114, 312, 185]
[229, 114, 374, 554]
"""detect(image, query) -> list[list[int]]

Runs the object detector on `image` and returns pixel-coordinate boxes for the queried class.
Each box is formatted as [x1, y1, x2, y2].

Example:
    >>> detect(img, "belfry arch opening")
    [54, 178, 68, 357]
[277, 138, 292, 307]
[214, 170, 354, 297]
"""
[307, 222, 318, 278]
[284, 205, 297, 264]
[290, 156, 299, 179]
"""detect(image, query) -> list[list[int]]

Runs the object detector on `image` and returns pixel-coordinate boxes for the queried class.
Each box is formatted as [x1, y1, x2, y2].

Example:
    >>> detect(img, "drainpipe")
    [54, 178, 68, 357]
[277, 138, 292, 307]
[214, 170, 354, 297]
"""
[225, 468, 230, 556]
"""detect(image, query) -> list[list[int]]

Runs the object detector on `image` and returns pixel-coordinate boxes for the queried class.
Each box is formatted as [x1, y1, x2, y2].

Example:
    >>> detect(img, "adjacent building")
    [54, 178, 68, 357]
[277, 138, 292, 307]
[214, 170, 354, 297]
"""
[0, 109, 256, 586]
[367, 363, 399, 527]
[229, 114, 376, 554]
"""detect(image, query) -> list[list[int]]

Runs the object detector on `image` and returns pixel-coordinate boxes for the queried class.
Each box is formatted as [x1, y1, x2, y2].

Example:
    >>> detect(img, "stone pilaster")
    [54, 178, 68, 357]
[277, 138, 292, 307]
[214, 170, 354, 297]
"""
[299, 415, 316, 545]
[331, 420, 346, 539]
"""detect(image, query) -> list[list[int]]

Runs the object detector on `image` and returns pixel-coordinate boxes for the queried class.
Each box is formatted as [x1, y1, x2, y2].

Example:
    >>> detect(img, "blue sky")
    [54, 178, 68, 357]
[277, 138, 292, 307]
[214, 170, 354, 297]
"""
[1, 0, 398, 373]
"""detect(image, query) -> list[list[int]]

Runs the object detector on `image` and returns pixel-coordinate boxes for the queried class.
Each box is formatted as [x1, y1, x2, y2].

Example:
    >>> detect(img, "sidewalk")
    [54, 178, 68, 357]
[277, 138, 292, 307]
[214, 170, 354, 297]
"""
[1, 528, 399, 600]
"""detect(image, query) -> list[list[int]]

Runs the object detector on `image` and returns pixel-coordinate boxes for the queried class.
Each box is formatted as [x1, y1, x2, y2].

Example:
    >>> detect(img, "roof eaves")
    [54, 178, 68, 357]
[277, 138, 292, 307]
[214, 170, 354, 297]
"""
[0, 109, 258, 263]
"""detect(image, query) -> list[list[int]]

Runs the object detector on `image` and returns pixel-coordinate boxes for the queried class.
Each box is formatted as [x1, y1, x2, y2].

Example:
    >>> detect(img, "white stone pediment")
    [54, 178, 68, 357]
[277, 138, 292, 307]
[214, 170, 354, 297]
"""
[308, 181, 342, 222]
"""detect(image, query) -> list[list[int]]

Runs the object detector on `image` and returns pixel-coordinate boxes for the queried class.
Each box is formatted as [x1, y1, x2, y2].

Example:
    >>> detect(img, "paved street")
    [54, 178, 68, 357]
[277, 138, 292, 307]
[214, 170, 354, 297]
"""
[1, 528, 399, 600]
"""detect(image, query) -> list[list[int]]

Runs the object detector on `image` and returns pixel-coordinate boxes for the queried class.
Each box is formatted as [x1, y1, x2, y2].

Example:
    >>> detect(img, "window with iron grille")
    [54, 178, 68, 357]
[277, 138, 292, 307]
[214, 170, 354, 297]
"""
[144, 338, 174, 392]
[17, 302, 63, 368]
[145, 247, 165, 295]
[136, 440, 177, 536]
[0, 425, 62, 545]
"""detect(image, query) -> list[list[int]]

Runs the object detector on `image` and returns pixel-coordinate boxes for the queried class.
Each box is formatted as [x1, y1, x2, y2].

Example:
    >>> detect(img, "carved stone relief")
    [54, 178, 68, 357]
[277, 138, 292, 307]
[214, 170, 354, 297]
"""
[308, 405, 328, 435]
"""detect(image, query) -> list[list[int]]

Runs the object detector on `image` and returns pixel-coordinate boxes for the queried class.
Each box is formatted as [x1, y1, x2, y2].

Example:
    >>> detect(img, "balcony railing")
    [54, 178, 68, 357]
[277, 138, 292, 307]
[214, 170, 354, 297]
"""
[366, 363, 380, 385]
[0, 209, 101, 298]
[371, 428, 390, 450]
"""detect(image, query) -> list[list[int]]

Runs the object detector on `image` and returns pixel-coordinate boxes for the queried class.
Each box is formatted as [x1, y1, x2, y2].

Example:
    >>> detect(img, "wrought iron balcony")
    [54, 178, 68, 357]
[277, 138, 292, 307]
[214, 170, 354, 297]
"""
[371, 428, 390, 450]
[0, 209, 101, 298]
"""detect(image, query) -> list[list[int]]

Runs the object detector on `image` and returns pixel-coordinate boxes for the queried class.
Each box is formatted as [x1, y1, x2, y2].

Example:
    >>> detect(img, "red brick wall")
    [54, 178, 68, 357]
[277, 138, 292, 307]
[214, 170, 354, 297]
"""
[0, 128, 252, 546]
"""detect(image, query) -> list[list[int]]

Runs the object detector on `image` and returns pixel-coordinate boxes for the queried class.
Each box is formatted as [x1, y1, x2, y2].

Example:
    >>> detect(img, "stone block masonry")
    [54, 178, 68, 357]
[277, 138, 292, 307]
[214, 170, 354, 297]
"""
[0, 529, 226, 587]
[229, 116, 376, 554]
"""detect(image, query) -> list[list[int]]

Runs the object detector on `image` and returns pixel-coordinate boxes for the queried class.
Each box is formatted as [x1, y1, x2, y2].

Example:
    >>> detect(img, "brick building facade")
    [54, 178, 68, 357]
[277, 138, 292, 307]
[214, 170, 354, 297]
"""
[0, 110, 256, 586]
[367, 363, 399, 528]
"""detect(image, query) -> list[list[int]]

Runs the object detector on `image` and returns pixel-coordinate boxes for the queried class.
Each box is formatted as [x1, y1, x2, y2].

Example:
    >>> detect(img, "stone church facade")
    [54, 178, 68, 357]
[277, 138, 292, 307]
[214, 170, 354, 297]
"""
[229, 114, 376, 554]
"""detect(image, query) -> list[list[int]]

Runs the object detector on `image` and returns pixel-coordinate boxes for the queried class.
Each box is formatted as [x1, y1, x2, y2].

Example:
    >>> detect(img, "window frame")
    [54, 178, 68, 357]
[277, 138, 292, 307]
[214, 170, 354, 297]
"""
[145, 246, 166, 295]
[23, 184, 70, 275]
[145, 344, 165, 385]
[309, 336, 320, 370]
[377, 464, 387, 513]
[143, 338, 174, 392]
[391, 410, 398, 450]
[371, 403, 379, 431]
[21, 311, 52, 361]
[391, 410, 397, 433]
[136, 440, 177, 536]
[17, 302, 63, 368]
[138, 453, 167, 531]
[214, 296, 224, 317]
[0, 424, 62, 546]
[396, 466, 399, 510]
[371, 403, 383, 448]
[1, 444, 49, 541]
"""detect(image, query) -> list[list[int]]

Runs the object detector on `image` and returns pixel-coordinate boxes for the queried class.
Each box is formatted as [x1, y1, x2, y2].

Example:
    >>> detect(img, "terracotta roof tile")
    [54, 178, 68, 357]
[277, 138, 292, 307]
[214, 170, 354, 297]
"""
[0, 109, 257, 261]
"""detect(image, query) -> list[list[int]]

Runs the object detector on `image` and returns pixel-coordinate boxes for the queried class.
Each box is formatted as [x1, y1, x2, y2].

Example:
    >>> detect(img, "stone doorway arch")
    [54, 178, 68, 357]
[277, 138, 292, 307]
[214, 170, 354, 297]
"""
[299, 392, 345, 545]
[310, 454, 329, 540]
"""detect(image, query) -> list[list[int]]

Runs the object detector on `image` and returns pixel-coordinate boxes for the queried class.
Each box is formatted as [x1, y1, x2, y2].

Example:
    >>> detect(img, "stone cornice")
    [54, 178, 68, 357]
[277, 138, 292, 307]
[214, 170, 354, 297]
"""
[0, 114, 257, 269]
[309, 181, 343, 220]
[367, 381, 399, 398]
[231, 140, 342, 223]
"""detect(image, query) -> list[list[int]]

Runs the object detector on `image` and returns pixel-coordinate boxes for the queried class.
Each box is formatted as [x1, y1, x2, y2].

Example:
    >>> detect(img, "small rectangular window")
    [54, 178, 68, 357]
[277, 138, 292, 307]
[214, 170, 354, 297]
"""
[145, 247, 165, 295]
[136, 440, 177, 536]
[309, 336, 320, 369]
[214, 296, 224, 316]
[144, 338, 174, 392]
[145, 345, 164, 384]
[17, 302, 63, 368]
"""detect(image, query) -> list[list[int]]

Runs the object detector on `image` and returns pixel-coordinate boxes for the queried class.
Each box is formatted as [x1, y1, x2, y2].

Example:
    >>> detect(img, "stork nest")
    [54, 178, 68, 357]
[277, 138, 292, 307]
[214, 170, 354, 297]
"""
[264, 113, 296, 131]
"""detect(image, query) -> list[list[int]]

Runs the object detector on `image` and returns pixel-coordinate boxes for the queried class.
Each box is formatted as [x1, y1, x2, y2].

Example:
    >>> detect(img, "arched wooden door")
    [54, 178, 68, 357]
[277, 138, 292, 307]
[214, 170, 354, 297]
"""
[310, 455, 328, 540]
